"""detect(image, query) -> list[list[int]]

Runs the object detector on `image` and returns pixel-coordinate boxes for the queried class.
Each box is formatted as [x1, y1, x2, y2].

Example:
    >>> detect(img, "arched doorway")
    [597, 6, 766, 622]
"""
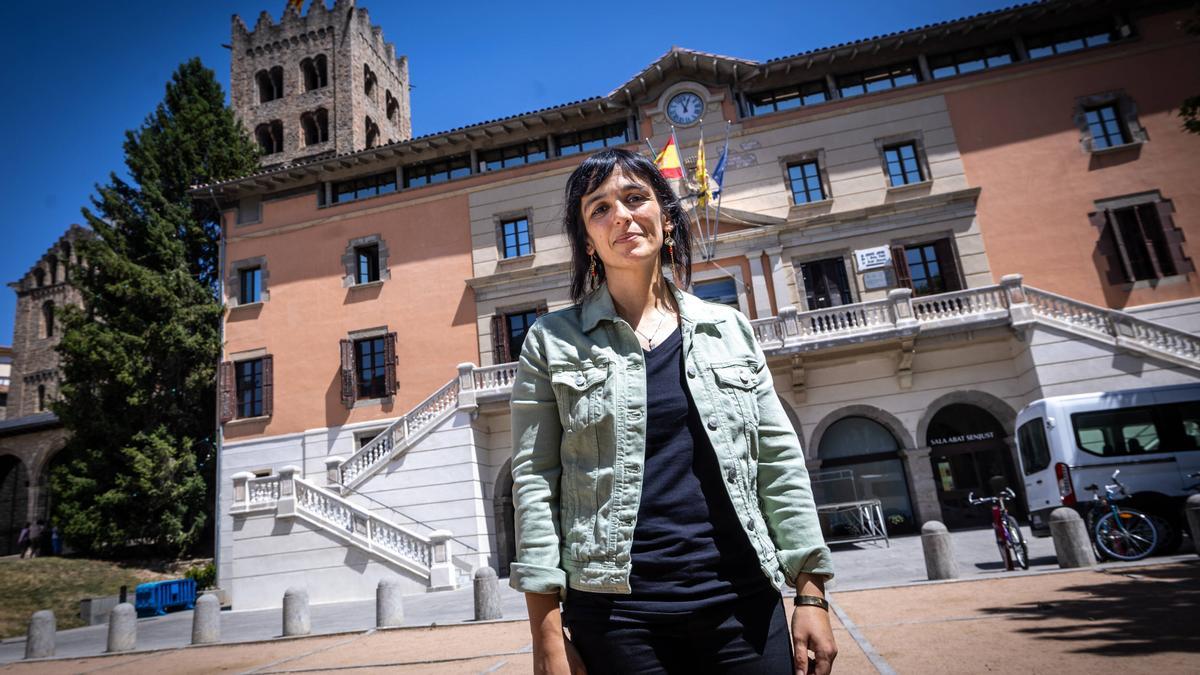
[926, 404, 1021, 529]
[492, 458, 515, 577]
[0, 455, 30, 556]
[816, 417, 916, 534]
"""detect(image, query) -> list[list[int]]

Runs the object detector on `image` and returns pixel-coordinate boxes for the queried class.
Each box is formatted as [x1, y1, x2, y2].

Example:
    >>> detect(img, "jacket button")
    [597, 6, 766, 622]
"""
[629, 409, 642, 420]
[575, 375, 585, 386]
[687, 367, 696, 378]
[740, 372, 750, 384]
[746, 519, 756, 530]
[707, 417, 718, 430]
[726, 467, 736, 482]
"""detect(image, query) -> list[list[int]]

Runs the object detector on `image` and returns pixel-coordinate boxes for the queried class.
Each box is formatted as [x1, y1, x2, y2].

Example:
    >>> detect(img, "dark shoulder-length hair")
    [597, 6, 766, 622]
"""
[562, 148, 693, 303]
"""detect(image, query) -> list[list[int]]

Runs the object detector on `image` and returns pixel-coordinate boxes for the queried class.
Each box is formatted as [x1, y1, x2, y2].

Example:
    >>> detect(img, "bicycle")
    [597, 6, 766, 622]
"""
[968, 487, 1029, 571]
[1083, 469, 1159, 561]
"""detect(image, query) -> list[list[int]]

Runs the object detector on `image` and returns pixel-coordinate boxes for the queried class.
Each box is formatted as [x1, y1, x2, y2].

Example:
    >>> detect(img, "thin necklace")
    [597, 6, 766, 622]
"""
[635, 309, 671, 350]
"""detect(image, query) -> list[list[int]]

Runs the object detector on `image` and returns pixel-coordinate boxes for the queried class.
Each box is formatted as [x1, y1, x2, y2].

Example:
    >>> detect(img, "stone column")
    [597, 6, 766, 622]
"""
[231, 472, 255, 511]
[324, 457, 344, 487]
[457, 363, 478, 411]
[766, 246, 798, 313]
[747, 252, 773, 319]
[276, 465, 300, 517]
[1000, 273, 1034, 327]
[428, 530, 456, 590]
[888, 288, 917, 330]
[899, 446, 943, 528]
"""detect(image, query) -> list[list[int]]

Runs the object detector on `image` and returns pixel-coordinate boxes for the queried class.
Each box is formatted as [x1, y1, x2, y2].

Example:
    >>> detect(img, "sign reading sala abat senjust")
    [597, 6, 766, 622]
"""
[929, 431, 997, 446]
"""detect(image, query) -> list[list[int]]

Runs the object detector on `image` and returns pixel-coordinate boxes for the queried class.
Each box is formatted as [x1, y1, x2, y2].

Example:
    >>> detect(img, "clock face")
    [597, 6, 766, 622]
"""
[666, 92, 704, 126]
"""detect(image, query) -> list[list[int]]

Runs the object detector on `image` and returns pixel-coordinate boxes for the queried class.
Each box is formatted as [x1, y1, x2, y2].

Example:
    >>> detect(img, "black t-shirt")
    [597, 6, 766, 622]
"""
[567, 326, 770, 614]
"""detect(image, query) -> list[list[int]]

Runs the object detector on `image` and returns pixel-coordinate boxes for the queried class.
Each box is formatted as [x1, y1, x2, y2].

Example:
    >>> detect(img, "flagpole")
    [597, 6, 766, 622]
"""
[709, 120, 732, 262]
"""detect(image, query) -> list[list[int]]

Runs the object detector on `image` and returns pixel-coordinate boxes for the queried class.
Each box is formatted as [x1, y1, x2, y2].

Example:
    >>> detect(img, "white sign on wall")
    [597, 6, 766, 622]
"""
[863, 269, 890, 290]
[854, 246, 892, 271]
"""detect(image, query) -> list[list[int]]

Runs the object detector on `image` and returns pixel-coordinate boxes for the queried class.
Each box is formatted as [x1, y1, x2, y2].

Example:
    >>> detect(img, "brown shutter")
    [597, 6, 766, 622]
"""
[1090, 209, 1130, 285]
[261, 355, 274, 417]
[891, 245, 912, 289]
[340, 339, 356, 408]
[491, 314, 510, 365]
[219, 361, 235, 423]
[1154, 201, 1195, 276]
[384, 332, 398, 396]
[934, 238, 962, 292]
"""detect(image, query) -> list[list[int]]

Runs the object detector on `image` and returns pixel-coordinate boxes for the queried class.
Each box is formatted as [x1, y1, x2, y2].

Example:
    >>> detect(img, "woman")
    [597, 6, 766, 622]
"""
[510, 148, 835, 674]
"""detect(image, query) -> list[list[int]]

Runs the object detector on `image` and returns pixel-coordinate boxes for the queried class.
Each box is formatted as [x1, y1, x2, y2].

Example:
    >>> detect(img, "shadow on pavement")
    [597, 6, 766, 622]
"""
[974, 555, 1058, 571]
[978, 563, 1200, 656]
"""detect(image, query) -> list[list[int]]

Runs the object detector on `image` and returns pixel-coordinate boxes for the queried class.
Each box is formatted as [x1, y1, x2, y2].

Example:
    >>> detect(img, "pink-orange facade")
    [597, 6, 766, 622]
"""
[944, 9, 1200, 308]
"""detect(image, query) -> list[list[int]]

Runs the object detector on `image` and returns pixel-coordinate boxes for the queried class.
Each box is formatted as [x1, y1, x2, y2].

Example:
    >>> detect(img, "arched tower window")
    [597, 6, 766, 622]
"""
[385, 90, 398, 121]
[47, 255, 58, 285]
[365, 116, 380, 149]
[37, 385, 46, 412]
[42, 301, 54, 338]
[363, 64, 377, 99]
[33, 268, 45, 288]
[60, 243, 71, 280]
[301, 54, 328, 92]
[301, 108, 329, 146]
[257, 67, 284, 102]
[255, 121, 284, 155]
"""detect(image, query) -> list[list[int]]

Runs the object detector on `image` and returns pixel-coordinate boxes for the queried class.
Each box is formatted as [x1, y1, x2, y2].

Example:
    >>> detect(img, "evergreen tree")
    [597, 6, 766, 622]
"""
[53, 58, 259, 555]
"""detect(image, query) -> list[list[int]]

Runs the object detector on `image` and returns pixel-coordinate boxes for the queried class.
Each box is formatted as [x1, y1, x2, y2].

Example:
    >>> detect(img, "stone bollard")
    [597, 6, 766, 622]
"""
[377, 579, 404, 628]
[106, 603, 136, 653]
[1049, 507, 1096, 568]
[920, 521, 959, 580]
[473, 567, 503, 621]
[24, 610, 55, 659]
[191, 593, 220, 645]
[1185, 494, 1200, 557]
[282, 587, 310, 636]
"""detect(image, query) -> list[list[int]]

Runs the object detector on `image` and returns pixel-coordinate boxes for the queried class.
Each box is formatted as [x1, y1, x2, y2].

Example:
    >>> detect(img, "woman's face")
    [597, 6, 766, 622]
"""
[580, 166, 672, 277]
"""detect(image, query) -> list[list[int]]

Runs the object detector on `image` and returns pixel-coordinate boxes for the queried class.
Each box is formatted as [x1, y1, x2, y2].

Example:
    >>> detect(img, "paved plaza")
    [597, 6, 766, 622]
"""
[2, 528, 1197, 672]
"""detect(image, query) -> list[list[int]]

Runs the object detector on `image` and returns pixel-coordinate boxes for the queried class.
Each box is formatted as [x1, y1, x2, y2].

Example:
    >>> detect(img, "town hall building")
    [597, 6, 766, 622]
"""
[201, 0, 1200, 608]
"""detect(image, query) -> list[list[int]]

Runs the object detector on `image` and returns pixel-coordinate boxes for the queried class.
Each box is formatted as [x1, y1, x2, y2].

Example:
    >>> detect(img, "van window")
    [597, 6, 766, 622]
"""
[1017, 418, 1051, 474]
[1072, 407, 1161, 456]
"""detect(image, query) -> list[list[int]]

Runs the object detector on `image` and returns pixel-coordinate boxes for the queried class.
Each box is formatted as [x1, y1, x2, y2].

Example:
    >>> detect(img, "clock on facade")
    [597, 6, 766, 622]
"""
[666, 91, 704, 126]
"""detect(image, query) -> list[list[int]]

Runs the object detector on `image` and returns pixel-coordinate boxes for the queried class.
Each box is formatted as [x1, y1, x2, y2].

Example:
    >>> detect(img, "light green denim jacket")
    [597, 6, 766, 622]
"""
[509, 281, 833, 598]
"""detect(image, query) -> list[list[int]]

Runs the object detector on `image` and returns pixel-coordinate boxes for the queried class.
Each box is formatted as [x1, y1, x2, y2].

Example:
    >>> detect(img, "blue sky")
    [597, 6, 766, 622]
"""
[0, 0, 1017, 345]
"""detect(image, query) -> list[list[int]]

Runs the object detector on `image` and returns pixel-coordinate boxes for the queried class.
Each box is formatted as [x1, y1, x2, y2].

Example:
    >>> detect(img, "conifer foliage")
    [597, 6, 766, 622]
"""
[53, 58, 259, 555]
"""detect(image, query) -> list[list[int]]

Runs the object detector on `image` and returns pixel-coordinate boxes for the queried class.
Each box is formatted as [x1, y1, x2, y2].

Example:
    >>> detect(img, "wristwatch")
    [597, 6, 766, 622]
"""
[794, 594, 829, 611]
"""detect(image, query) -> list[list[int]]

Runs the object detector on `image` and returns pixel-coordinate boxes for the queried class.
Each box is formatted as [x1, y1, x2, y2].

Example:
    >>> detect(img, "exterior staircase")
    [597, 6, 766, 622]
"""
[227, 273, 1199, 593]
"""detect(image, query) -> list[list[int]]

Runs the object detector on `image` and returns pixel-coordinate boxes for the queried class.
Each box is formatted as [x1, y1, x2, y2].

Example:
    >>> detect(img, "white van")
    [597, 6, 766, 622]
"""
[1015, 383, 1200, 545]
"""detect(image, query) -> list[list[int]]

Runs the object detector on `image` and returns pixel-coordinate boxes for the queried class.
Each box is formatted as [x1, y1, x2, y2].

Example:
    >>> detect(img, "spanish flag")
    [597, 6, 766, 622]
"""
[654, 133, 683, 179]
[285, 0, 304, 12]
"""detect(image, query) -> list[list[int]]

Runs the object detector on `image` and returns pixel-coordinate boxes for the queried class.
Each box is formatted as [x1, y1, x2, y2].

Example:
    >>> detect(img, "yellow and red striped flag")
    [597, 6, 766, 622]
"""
[285, 0, 304, 13]
[654, 133, 683, 179]
[694, 131, 712, 207]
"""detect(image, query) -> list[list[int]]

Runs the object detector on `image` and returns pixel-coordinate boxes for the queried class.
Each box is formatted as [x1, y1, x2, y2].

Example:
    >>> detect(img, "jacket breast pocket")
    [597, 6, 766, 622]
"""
[710, 361, 761, 457]
[550, 365, 609, 431]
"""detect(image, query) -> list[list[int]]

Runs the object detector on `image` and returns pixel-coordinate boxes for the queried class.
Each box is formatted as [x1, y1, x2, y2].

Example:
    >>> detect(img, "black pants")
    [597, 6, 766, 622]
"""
[563, 590, 793, 674]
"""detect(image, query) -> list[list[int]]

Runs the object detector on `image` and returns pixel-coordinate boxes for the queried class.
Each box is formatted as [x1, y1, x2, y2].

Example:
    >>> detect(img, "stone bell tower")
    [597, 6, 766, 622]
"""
[230, 0, 412, 167]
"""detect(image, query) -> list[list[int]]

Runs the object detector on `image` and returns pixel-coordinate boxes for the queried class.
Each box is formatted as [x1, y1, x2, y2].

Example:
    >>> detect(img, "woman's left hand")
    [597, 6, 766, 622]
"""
[791, 605, 837, 674]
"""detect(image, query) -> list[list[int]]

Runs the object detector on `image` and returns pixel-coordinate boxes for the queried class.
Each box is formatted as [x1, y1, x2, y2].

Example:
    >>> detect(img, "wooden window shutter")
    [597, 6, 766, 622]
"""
[491, 314, 510, 365]
[934, 239, 962, 292]
[1090, 210, 1130, 285]
[339, 339, 356, 408]
[891, 245, 912, 290]
[384, 332, 398, 396]
[262, 355, 274, 417]
[1154, 201, 1194, 276]
[218, 361, 235, 423]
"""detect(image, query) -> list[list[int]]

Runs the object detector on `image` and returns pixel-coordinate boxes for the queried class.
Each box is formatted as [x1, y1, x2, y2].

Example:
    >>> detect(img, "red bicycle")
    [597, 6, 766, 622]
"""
[968, 487, 1029, 571]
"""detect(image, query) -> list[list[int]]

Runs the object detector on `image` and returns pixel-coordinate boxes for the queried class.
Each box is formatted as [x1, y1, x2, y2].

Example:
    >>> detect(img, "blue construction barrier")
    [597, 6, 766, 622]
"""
[135, 579, 197, 617]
